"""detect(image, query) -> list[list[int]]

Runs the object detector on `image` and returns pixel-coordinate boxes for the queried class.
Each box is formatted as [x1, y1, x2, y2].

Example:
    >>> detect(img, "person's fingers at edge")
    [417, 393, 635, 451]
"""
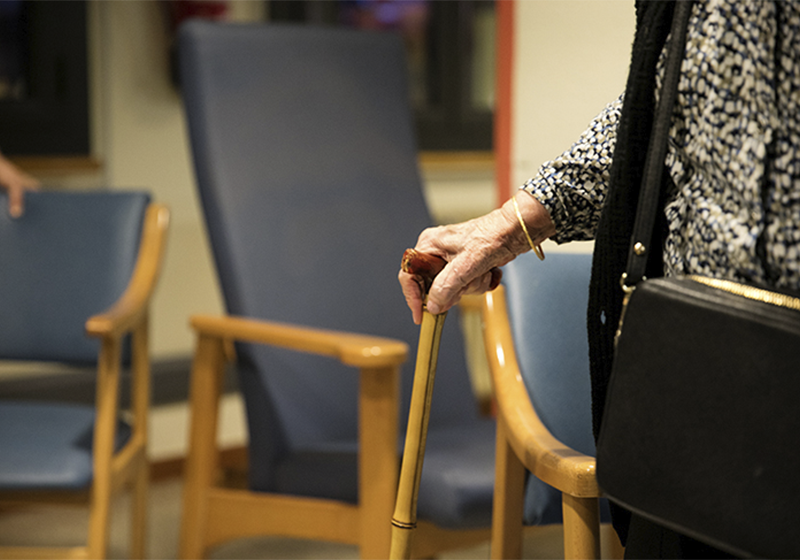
[7, 185, 24, 218]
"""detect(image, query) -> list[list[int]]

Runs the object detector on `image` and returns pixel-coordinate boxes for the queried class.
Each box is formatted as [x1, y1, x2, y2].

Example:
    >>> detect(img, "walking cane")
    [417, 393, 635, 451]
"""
[390, 248, 447, 560]
[390, 250, 501, 560]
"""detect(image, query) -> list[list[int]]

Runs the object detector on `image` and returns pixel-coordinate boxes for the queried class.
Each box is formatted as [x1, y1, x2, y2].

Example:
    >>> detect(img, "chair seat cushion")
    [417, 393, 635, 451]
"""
[0, 401, 131, 491]
[415, 421, 496, 529]
[273, 419, 495, 529]
[274, 441, 359, 504]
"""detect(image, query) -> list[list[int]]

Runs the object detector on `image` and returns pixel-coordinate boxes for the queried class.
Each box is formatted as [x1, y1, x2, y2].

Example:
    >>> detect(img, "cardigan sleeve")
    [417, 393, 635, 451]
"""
[521, 93, 623, 243]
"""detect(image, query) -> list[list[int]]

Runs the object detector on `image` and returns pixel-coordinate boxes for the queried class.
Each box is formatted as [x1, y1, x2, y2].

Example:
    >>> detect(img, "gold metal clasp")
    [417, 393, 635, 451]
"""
[615, 273, 639, 347]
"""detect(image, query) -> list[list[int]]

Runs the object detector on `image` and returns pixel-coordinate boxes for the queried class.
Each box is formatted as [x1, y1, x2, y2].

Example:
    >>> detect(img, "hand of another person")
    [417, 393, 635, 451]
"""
[399, 192, 555, 324]
[0, 154, 40, 218]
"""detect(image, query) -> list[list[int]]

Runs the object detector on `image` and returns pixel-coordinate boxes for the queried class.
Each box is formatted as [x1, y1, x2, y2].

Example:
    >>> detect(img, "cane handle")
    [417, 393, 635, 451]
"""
[401, 248, 502, 298]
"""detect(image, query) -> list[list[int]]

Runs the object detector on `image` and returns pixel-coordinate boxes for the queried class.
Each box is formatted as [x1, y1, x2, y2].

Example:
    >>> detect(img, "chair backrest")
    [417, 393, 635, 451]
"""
[177, 22, 480, 477]
[0, 190, 149, 364]
[501, 252, 600, 524]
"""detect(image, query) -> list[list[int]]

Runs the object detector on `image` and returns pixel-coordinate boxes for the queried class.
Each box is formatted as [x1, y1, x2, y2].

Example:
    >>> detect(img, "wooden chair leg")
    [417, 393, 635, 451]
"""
[131, 461, 149, 559]
[491, 417, 526, 560]
[131, 319, 150, 560]
[88, 338, 123, 559]
[358, 365, 400, 560]
[562, 494, 600, 560]
[179, 334, 226, 560]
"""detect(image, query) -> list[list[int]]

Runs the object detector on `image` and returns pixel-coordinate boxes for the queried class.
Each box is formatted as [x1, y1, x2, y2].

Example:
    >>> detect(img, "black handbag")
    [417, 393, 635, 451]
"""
[595, 3, 800, 558]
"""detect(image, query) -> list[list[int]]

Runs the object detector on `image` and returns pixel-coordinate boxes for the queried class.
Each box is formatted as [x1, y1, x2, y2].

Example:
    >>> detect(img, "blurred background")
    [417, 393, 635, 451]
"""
[0, 1, 633, 556]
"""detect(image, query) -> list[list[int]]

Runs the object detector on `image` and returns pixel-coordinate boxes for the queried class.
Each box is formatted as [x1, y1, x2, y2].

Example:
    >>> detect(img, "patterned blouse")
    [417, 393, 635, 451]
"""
[523, 0, 800, 290]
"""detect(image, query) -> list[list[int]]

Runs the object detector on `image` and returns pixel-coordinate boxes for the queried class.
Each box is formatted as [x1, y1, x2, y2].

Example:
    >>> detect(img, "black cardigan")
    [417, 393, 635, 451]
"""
[586, 0, 679, 543]
[587, 0, 676, 441]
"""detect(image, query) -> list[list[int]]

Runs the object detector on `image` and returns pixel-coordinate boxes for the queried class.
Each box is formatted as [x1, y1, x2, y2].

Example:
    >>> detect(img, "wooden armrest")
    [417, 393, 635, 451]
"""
[190, 314, 409, 368]
[85, 203, 170, 338]
[482, 287, 600, 498]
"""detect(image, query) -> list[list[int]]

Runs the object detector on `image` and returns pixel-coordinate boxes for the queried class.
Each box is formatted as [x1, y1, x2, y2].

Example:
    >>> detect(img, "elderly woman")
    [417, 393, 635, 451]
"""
[399, 1, 800, 558]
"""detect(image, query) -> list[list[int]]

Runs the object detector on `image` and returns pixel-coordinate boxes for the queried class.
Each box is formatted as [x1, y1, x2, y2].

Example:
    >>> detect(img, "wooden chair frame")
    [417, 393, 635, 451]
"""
[0, 203, 170, 560]
[482, 285, 614, 560]
[179, 310, 492, 560]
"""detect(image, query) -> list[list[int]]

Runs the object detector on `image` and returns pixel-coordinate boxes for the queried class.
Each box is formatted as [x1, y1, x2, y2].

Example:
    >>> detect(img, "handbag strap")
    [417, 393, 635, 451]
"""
[624, 1, 693, 287]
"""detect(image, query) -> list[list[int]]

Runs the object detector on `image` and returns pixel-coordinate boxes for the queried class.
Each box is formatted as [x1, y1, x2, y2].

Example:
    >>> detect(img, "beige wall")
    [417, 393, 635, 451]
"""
[513, 0, 634, 185]
[92, 1, 266, 360]
[513, 0, 634, 254]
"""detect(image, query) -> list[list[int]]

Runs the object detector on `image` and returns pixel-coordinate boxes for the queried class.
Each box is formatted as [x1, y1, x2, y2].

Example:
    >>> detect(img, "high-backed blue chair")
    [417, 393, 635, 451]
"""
[177, 21, 495, 559]
[482, 252, 618, 559]
[0, 190, 169, 559]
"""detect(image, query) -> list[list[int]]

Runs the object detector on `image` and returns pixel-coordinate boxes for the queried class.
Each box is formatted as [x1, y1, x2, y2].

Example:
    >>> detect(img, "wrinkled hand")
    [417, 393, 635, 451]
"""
[0, 154, 40, 218]
[399, 192, 555, 324]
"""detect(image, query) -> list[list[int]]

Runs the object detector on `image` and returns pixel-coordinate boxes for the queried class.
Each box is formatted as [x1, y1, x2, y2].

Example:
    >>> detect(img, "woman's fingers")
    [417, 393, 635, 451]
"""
[398, 269, 425, 325]
[425, 264, 501, 316]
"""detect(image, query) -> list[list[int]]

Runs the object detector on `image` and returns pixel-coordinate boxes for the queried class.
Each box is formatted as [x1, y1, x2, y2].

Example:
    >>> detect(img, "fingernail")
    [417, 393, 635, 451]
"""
[9, 205, 21, 219]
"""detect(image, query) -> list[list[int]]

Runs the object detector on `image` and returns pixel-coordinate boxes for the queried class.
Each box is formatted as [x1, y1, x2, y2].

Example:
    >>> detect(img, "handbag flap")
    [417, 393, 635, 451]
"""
[597, 277, 800, 559]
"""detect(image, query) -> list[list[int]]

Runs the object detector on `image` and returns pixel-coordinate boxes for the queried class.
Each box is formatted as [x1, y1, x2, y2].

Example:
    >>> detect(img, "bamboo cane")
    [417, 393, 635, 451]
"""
[391, 250, 502, 559]
[390, 301, 447, 560]
[390, 249, 449, 559]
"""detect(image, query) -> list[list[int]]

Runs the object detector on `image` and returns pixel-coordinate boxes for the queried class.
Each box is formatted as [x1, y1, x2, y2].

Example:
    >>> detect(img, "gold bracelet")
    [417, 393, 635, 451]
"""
[512, 195, 545, 261]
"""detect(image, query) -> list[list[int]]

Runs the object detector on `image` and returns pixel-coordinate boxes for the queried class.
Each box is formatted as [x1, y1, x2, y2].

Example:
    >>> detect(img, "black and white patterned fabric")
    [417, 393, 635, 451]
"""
[523, 0, 800, 289]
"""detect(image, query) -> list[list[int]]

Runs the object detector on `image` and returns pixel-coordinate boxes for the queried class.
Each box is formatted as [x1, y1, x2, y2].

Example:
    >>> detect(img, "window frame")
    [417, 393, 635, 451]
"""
[267, 0, 494, 152]
[0, 1, 90, 156]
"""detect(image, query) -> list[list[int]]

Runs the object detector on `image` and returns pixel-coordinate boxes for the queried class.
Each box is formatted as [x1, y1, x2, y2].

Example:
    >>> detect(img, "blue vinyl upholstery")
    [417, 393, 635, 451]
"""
[178, 21, 494, 529]
[500, 252, 611, 526]
[0, 190, 149, 491]
[0, 402, 131, 491]
[0, 191, 148, 364]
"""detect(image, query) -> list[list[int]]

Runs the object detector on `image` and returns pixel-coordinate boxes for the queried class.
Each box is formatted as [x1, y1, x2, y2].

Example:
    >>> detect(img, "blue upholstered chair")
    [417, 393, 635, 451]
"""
[482, 252, 618, 559]
[177, 22, 495, 559]
[0, 190, 169, 559]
